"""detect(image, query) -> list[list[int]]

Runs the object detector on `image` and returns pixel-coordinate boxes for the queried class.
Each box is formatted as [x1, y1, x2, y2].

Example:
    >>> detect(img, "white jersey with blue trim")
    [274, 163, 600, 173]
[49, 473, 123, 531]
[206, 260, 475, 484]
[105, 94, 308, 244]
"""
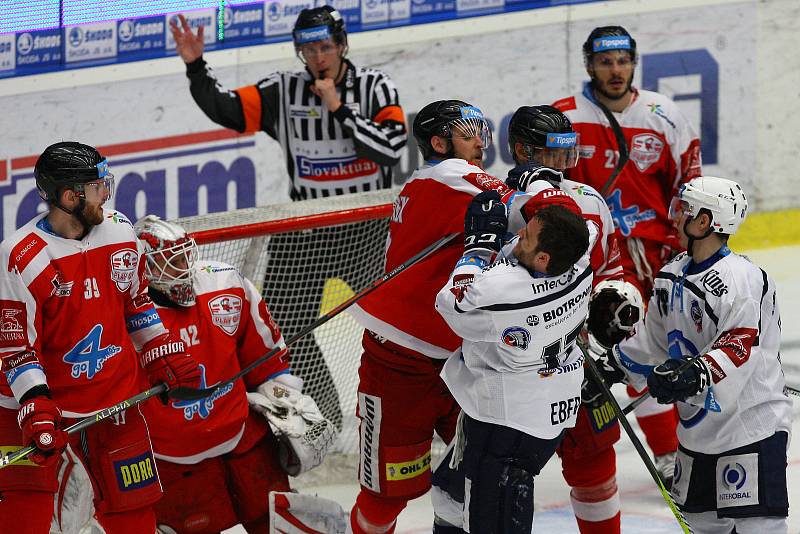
[435, 224, 597, 439]
[615, 248, 792, 454]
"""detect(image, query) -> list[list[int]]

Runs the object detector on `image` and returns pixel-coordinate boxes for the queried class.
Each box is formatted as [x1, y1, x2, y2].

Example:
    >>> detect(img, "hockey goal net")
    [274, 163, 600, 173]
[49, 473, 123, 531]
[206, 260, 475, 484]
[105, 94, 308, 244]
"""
[173, 189, 397, 463]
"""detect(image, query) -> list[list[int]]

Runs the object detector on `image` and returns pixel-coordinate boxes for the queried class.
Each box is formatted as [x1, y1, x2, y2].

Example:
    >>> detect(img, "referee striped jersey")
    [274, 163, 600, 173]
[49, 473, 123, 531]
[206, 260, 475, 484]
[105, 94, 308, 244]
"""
[186, 58, 407, 200]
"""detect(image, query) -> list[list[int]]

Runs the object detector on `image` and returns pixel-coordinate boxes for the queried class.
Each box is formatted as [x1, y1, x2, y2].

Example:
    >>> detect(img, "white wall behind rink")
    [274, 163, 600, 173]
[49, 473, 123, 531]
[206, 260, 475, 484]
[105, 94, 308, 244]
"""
[0, 0, 797, 236]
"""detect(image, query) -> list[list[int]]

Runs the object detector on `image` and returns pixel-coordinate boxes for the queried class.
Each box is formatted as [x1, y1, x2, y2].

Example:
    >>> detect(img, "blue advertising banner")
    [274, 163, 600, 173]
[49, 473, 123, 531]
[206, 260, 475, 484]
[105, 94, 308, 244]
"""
[0, 1, 597, 79]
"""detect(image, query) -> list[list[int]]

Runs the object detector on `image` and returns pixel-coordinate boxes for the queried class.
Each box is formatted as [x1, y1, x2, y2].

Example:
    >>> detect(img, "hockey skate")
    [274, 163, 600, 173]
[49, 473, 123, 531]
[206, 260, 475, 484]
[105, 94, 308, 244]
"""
[654, 451, 677, 491]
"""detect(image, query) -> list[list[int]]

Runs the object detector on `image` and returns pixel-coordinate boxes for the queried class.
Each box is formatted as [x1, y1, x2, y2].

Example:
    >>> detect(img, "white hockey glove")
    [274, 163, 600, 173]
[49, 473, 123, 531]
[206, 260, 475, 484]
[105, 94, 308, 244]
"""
[247, 374, 337, 476]
[587, 279, 644, 349]
[269, 491, 348, 534]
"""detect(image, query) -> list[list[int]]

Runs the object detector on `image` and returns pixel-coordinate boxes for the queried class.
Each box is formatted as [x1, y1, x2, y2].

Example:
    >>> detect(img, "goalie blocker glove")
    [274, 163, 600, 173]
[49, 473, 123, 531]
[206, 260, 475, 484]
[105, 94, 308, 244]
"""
[647, 357, 711, 404]
[463, 190, 508, 257]
[247, 374, 336, 476]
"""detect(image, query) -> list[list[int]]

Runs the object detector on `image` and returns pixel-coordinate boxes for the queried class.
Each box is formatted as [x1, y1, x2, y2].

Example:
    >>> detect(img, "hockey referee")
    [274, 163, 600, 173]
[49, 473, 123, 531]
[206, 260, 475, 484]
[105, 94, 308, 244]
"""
[170, 6, 408, 429]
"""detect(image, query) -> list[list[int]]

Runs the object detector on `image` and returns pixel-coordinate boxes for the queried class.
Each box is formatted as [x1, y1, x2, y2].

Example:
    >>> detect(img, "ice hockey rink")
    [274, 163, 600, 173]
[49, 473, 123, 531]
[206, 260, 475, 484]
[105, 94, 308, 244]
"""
[225, 244, 800, 534]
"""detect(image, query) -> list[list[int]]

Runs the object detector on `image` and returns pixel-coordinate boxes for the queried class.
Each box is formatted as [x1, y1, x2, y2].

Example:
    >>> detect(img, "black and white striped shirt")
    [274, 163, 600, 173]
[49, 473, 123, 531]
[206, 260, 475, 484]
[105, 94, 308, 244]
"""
[186, 58, 407, 200]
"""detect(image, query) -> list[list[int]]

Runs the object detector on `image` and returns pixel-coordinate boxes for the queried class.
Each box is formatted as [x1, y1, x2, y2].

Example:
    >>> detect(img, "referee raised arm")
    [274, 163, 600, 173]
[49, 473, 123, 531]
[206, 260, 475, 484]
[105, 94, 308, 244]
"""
[171, 6, 408, 430]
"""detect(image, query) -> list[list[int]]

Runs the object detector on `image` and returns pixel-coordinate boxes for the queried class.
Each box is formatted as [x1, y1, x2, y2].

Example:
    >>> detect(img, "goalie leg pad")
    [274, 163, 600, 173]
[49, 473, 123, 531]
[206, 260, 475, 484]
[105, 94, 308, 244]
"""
[153, 456, 239, 534]
[226, 426, 290, 525]
[269, 491, 349, 534]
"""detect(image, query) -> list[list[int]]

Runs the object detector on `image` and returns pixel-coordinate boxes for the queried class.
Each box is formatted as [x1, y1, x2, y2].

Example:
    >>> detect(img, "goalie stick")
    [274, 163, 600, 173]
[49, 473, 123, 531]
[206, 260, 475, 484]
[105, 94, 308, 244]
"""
[582, 346, 695, 534]
[0, 384, 167, 470]
[169, 232, 460, 402]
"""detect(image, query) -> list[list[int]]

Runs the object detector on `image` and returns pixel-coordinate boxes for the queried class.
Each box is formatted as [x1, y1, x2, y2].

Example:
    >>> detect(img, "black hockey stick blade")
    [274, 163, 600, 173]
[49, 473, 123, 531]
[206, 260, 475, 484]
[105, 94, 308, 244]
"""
[581, 346, 694, 534]
[0, 384, 167, 470]
[169, 232, 460, 402]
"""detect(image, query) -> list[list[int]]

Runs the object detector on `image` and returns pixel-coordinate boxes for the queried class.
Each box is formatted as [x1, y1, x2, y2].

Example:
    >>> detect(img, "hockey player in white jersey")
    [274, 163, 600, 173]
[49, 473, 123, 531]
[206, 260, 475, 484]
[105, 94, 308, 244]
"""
[598, 176, 792, 534]
[433, 187, 593, 533]
[504, 105, 639, 533]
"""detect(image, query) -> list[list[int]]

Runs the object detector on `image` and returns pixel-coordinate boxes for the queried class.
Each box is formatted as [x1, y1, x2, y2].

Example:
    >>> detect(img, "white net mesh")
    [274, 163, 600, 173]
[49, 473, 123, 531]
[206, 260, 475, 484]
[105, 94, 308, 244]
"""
[173, 189, 398, 459]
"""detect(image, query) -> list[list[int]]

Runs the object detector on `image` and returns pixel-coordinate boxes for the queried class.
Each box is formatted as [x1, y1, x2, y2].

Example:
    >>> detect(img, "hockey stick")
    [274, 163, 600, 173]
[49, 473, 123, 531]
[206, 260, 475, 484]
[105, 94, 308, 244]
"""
[169, 232, 460, 402]
[0, 384, 167, 470]
[582, 347, 694, 534]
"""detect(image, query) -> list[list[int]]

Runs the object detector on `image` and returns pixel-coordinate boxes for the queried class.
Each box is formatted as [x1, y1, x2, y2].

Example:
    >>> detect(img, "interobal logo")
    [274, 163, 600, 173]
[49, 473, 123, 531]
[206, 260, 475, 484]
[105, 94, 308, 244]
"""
[722, 462, 747, 491]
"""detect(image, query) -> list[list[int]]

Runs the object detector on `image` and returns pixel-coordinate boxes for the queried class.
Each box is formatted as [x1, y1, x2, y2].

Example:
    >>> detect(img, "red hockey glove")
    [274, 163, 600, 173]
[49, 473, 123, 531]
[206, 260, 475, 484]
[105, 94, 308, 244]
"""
[140, 334, 202, 396]
[17, 396, 69, 466]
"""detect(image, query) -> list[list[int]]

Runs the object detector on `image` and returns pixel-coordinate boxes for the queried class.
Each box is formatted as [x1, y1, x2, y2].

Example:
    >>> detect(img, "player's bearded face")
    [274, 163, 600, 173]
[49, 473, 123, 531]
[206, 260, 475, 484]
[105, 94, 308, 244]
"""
[590, 50, 635, 100]
[77, 179, 111, 226]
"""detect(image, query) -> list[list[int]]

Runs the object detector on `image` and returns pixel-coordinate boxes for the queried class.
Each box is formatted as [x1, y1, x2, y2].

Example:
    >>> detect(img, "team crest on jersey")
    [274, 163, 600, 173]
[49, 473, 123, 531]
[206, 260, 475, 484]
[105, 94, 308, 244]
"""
[606, 189, 656, 236]
[690, 300, 703, 332]
[208, 294, 243, 335]
[170, 364, 234, 420]
[110, 248, 138, 291]
[502, 326, 530, 351]
[630, 133, 664, 172]
[0, 302, 26, 342]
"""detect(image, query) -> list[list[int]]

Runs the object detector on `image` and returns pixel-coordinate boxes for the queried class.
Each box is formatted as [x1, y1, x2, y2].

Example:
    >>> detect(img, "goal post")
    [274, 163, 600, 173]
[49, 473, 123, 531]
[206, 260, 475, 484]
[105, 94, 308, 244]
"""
[173, 189, 398, 456]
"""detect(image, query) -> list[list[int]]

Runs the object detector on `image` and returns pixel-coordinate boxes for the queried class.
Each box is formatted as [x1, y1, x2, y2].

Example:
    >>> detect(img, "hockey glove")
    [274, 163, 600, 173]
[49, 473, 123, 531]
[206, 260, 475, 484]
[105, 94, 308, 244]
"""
[505, 163, 564, 192]
[247, 374, 336, 476]
[140, 334, 202, 400]
[588, 280, 644, 349]
[464, 190, 508, 256]
[647, 357, 710, 404]
[17, 395, 69, 466]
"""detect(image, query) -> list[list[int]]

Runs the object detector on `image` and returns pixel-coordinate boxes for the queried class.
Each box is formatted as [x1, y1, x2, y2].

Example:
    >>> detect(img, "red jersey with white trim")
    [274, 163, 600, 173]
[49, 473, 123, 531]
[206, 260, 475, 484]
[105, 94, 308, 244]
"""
[350, 159, 526, 359]
[142, 260, 289, 463]
[552, 87, 702, 245]
[0, 210, 166, 416]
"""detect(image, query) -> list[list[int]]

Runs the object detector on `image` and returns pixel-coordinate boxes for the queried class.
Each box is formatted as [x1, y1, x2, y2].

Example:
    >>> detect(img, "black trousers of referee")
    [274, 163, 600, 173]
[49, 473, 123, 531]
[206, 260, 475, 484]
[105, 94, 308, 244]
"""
[262, 220, 388, 431]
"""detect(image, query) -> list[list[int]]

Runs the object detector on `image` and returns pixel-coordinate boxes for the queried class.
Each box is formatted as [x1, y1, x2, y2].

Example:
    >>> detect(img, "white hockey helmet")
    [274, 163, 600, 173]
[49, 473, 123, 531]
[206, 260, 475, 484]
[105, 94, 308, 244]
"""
[134, 215, 198, 306]
[669, 176, 748, 235]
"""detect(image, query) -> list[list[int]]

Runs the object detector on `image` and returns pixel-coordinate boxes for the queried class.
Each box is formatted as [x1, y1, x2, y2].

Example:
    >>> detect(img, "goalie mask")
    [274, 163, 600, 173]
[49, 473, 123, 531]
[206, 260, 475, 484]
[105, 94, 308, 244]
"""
[134, 215, 198, 306]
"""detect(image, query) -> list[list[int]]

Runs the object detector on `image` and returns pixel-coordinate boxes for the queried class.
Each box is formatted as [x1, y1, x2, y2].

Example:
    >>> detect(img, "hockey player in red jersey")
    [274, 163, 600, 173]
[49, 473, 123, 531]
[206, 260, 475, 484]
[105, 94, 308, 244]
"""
[133, 215, 336, 534]
[552, 25, 703, 487]
[342, 100, 544, 534]
[0, 142, 202, 533]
